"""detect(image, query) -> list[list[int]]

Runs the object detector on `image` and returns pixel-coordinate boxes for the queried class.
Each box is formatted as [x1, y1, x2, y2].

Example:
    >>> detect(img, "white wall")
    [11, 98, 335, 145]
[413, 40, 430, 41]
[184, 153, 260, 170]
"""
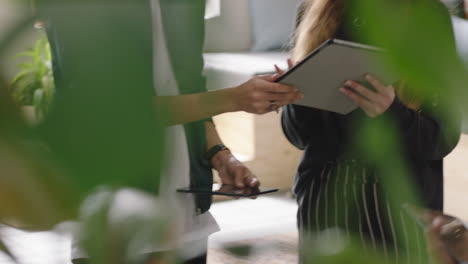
[0, 0, 40, 80]
[204, 0, 251, 52]
[0, 0, 23, 39]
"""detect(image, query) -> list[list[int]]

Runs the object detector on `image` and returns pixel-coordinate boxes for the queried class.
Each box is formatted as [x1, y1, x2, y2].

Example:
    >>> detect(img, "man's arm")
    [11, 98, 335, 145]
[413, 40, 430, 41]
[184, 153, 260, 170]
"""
[154, 75, 302, 126]
[154, 89, 233, 126]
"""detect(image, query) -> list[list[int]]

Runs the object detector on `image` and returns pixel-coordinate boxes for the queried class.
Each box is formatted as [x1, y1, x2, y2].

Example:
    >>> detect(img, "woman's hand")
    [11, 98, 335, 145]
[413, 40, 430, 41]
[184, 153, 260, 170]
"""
[427, 216, 457, 264]
[210, 149, 259, 189]
[437, 216, 468, 262]
[426, 214, 468, 264]
[273, 58, 295, 79]
[340, 74, 396, 118]
[228, 74, 303, 115]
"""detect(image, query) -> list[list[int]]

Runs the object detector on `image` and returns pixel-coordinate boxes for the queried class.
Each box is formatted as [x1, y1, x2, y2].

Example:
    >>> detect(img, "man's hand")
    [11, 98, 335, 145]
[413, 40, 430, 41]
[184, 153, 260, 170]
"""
[210, 149, 259, 189]
[228, 75, 302, 115]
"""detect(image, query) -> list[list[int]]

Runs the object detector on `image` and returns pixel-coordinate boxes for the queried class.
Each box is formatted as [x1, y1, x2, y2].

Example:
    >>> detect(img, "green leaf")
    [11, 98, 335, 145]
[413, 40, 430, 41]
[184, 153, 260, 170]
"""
[33, 88, 44, 105]
[10, 69, 30, 85]
[12, 50, 35, 59]
[33, 39, 41, 62]
[9, 32, 55, 109]
[16, 63, 33, 71]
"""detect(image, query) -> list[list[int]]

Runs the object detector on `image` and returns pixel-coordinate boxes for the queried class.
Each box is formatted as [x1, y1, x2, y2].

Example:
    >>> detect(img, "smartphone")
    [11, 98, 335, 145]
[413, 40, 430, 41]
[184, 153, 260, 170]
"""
[176, 184, 279, 197]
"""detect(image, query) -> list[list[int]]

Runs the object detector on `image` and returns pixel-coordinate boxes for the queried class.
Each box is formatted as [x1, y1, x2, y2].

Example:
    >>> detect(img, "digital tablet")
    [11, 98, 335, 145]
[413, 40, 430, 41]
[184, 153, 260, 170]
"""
[177, 184, 279, 197]
[276, 39, 397, 114]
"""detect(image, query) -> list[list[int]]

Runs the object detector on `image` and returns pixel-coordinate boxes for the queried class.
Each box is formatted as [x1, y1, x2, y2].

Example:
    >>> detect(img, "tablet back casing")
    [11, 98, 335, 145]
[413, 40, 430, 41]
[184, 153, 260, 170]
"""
[278, 39, 396, 114]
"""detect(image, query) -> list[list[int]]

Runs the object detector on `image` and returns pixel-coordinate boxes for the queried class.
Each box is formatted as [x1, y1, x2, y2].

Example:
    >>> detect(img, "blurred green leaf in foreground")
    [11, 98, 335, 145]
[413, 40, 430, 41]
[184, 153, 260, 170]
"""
[0, 0, 166, 239]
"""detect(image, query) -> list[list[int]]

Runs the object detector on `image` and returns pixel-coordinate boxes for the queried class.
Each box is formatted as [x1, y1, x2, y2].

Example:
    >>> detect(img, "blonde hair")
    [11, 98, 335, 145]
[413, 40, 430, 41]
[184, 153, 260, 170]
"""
[291, 0, 345, 62]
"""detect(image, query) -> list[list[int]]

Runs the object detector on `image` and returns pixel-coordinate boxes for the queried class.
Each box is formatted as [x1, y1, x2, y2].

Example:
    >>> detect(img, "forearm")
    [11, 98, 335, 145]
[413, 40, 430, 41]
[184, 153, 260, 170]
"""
[154, 89, 237, 126]
[205, 121, 223, 149]
[204, 121, 259, 188]
[154, 76, 301, 126]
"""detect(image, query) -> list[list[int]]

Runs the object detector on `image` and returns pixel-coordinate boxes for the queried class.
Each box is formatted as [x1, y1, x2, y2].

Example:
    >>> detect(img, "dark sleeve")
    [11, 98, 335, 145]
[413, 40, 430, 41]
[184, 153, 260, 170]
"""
[386, 97, 461, 160]
[282, 104, 322, 150]
[385, 2, 462, 160]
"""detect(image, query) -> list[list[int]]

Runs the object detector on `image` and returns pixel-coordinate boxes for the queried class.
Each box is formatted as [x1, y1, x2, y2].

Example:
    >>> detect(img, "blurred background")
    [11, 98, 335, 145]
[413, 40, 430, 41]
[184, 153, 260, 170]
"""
[0, 0, 467, 263]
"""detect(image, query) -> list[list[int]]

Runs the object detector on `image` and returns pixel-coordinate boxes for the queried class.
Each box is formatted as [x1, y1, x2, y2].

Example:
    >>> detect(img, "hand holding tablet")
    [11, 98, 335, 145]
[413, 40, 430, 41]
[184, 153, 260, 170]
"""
[275, 39, 398, 115]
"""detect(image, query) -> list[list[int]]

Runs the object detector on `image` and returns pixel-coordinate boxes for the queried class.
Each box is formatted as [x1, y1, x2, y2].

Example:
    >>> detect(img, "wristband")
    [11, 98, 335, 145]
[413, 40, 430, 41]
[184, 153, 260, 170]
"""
[204, 144, 228, 164]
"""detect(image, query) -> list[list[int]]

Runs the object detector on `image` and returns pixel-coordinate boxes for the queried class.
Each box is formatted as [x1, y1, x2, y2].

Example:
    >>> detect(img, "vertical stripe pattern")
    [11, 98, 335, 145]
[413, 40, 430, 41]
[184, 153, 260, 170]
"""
[386, 201, 399, 263]
[373, 184, 387, 258]
[297, 159, 429, 263]
[400, 210, 411, 264]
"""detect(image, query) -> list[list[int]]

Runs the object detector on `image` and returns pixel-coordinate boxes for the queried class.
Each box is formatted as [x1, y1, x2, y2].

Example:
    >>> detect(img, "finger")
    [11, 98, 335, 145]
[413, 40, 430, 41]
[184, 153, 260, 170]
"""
[249, 187, 260, 200]
[255, 75, 294, 88]
[256, 76, 298, 93]
[235, 188, 255, 200]
[287, 58, 294, 69]
[243, 188, 257, 200]
[271, 74, 281, 82]
[256, 74, 276, 82]
[274, 64, 284, 75]
[245, 175, 260, 188]
[345, 80, 379, 102]
[432, 216, 446, 231]
[365, 74, 389, 94]
[271, 65, 284, 82]
[267, 83, 298, 94]
[243, 188, 253, 196]
[267, 91, 303, 102]
[234, 167, 247, 189]
[262, 101, 274, 114]
[340, 87, 374, 113]
[218, 184, 235, 193]
[440, 219, 466, 241]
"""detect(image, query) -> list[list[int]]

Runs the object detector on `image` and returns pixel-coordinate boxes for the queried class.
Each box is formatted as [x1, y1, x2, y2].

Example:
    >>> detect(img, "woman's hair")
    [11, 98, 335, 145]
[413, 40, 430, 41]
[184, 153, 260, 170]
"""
[291, 0, 345, 62]
[292, 0, 414, 61]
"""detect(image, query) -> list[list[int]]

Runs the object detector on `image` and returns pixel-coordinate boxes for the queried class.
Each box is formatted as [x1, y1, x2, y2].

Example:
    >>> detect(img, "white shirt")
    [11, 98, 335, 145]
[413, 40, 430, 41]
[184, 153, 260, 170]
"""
[149, 0, 219, 258]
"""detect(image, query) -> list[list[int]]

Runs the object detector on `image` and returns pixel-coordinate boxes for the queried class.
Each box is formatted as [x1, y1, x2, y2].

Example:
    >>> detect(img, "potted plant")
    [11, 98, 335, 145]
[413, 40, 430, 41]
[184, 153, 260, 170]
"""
[10, 32, 54, 123]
